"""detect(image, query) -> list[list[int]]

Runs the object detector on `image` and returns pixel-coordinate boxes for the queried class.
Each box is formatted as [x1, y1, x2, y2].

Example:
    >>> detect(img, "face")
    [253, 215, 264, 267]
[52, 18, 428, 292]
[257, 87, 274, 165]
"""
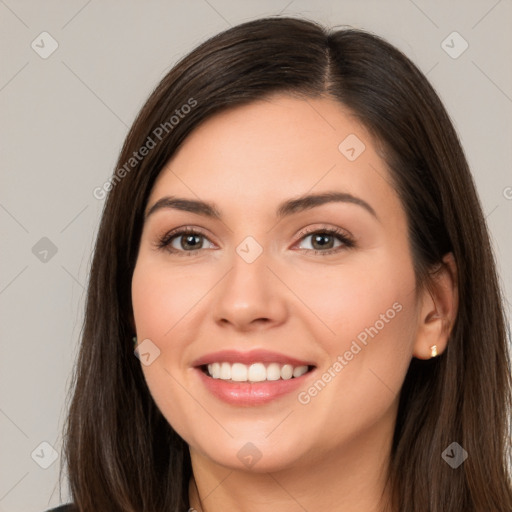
[131, 94, 423, 472]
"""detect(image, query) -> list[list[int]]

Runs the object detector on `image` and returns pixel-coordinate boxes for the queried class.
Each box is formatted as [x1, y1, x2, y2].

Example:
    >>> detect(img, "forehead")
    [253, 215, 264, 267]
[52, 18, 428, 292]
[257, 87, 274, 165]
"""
[148, 94, 399, 221]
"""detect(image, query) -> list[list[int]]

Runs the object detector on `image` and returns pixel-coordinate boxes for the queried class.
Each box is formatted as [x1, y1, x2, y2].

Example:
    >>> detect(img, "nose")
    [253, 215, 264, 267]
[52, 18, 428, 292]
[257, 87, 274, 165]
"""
[212, 248, 289, 332]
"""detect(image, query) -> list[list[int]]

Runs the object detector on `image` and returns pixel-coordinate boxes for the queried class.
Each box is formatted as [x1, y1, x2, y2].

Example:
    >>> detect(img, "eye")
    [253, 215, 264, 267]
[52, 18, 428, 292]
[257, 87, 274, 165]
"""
[294, 226, 355, 255]
[156, 227, 215, 256]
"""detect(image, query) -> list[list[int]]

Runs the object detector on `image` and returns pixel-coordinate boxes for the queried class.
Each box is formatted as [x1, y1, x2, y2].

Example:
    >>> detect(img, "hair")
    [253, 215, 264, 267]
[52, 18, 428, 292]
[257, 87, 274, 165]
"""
[59, 15, 512, 512]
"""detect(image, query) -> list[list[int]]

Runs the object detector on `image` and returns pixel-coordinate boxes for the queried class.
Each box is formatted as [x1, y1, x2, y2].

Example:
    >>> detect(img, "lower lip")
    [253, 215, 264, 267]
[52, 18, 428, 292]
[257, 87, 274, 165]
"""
[195, 367, 313, 406]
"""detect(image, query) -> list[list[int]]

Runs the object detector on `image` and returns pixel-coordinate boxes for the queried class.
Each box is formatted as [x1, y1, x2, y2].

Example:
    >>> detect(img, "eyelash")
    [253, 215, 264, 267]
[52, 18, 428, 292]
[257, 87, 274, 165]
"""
[155, 225, 356, 257]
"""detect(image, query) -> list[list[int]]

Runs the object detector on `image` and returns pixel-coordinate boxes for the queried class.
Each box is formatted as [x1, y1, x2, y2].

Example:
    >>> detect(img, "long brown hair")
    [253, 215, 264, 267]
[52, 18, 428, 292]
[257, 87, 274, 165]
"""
[59, 16, 512, 511]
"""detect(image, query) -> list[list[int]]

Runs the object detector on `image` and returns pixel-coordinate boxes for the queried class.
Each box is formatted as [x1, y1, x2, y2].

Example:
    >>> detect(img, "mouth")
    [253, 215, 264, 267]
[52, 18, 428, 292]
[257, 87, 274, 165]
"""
[192, 349, 317, 405]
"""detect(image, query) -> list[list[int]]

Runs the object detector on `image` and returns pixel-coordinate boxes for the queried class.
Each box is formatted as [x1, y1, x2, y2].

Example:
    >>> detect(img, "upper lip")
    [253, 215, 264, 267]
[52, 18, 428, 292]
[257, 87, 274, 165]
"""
[192, 349, 316, 368]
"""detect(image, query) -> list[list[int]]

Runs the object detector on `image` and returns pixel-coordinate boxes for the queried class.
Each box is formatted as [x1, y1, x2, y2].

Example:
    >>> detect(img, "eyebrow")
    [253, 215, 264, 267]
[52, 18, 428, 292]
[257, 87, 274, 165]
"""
[144, 191, 379, 222]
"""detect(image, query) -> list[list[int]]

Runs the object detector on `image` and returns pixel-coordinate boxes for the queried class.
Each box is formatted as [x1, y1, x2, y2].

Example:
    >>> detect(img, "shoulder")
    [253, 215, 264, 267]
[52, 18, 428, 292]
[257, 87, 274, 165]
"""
[43, 505, 76, 512]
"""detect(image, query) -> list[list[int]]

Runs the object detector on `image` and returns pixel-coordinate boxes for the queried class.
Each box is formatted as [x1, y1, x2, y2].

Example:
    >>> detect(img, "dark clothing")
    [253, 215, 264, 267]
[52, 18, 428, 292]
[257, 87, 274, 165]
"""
[44, 505, 75, 512]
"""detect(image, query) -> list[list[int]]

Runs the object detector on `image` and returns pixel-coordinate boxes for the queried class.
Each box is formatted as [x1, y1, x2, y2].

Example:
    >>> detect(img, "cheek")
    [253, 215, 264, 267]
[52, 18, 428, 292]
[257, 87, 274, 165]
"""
[288, 251, 417, 355]
[292, 251, 418, 418]
[131, 258, 204, 341]
[337, 257, 418, 376]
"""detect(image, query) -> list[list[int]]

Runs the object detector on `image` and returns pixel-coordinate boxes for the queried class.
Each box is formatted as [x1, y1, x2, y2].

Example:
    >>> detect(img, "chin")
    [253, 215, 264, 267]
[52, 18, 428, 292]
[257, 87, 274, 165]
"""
[186, 427, 313, 474]
[201, 444, 303, 473]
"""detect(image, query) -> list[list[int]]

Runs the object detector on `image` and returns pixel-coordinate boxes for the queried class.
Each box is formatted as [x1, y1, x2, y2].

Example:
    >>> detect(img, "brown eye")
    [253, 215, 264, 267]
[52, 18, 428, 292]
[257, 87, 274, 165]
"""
[303, 232, 338, 250]
[295, 227, 355, 255]
[173, 233, 204, 251]
[157, 228, 215, 255]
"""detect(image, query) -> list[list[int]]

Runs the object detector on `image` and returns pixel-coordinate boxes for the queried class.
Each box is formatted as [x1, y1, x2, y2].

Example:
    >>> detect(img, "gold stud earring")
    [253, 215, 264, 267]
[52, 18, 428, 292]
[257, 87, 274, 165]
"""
[430, 345, 438, 358]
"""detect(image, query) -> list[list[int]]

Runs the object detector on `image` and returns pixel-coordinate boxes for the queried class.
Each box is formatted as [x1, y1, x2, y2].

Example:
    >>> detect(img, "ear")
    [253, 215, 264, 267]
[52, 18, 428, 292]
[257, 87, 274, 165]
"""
[412, 252, 458, 359]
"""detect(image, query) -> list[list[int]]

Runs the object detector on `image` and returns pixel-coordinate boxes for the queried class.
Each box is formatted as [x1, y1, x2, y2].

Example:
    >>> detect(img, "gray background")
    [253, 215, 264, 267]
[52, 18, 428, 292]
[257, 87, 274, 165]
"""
[1, 1, 511, 510]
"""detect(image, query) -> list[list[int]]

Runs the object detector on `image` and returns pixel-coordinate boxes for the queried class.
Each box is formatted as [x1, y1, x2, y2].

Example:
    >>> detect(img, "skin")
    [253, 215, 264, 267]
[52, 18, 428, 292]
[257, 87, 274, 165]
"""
[131, 93, 458, 512]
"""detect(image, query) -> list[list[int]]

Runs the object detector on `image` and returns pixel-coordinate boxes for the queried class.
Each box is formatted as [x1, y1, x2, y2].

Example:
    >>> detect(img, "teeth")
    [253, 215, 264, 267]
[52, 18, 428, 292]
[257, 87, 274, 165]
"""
[266, 363, 281, 381]
[293, 365, 308, 378]
[281, 364, 293, 380]
[219, 362, 231, 380]
[206, 362, 310, 382]
[210, 362, 220, 378]
[231, 363, 247, 382]
[248, 363, 266, 382]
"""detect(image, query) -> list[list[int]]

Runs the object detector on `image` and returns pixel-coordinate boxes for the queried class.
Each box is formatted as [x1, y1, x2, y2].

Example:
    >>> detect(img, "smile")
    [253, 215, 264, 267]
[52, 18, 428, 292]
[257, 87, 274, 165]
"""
[192, 349, 317, 405]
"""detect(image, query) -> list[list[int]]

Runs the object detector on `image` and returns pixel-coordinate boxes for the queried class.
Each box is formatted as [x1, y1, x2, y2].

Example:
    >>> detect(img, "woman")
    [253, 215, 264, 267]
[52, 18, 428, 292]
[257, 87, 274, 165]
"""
[48, 16, 512, 512]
